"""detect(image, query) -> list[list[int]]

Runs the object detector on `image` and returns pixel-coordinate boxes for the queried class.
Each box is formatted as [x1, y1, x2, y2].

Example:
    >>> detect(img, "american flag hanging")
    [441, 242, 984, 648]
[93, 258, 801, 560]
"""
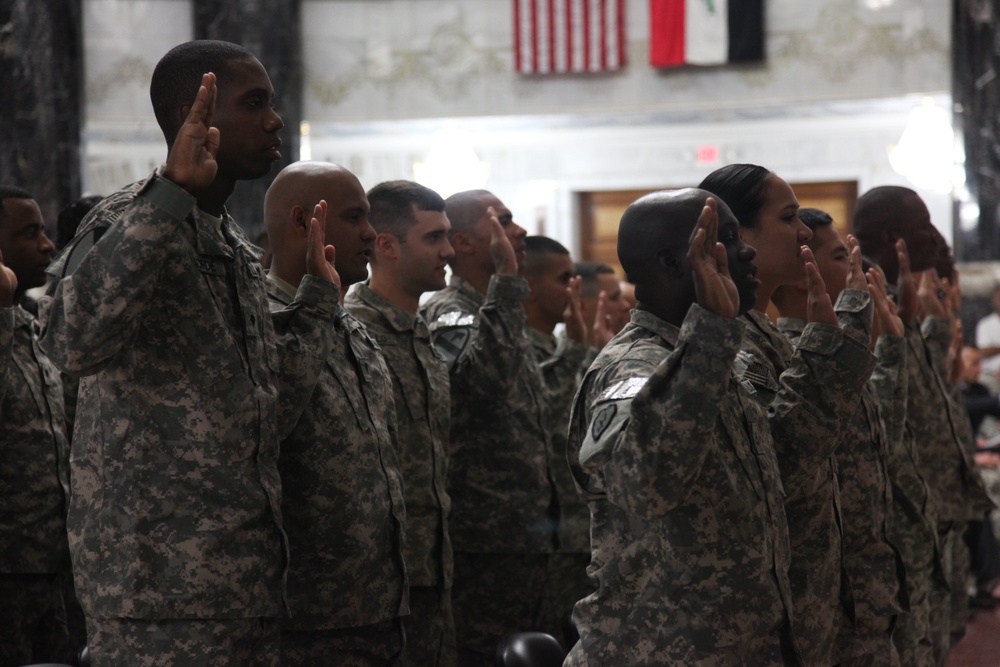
[513, 0, 627, 74]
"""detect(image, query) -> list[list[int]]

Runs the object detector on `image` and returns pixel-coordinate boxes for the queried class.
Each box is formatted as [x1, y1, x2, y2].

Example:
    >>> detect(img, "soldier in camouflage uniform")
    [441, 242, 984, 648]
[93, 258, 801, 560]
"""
[37, 42, 340, 666]
[343, 179, 457, 667]
[0, 189, 78, 666]
[854, 187, 991, 663]
[567, 189, 797, 665]
[522, 236, 598, 646]
[264, 163, 407, 666]
[771, 210, 906, 665]
[701, 165, 877, 666]
[420, 190, 557, 666]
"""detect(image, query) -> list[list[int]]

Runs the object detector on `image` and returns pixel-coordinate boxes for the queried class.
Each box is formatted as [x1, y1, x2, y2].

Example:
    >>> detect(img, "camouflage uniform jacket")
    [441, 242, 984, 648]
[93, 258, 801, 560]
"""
[905, 317, 989, 521]
[269, 277, 408, 630]
[526, 326, 592, 554]
[565, 305, 795, 666]
[736, 289, 876, 667]
[870, 332, 946, 596]
[778, 318, 905, 659]
[0, 305, 71, 573]
[420, 274, 557, 553]
[344, 282, 452, 589]
[37, 172, 336, 619]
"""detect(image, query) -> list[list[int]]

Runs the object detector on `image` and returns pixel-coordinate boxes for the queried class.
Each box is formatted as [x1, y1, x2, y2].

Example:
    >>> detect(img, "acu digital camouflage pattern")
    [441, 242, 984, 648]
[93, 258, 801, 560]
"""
[525, 327, 597, 643]
[778, 317, 905, 664]
[903, 317, 988, 662]
[869, 333, 941, 667]
[0, 306, 70, 574]
[420, 274, 557, 553]
[37, 173, 308, 620]
[344, 282, 455, 667]
[525, 326, 593, 556]
[268, 277, 408, 632]
[904, 316, 989, 523]
[565, 305, 796, 666]
[735, 289, 876, 667]
[345, 282, 453, 589]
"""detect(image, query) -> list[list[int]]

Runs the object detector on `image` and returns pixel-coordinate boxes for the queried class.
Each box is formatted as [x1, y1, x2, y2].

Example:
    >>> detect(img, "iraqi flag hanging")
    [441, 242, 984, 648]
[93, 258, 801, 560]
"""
[649, 0, 764, 68]
[514, 0, 627, 74]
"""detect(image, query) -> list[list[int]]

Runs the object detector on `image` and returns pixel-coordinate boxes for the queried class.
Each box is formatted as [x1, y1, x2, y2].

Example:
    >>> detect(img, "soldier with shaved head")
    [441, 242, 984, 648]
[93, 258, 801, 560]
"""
[566, 189, 797, 665]
[265, 161, 407, 666]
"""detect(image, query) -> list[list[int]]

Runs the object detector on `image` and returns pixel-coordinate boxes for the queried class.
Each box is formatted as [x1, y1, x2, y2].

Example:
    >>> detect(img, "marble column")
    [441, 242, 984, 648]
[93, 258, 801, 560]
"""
[194, 1, 302, 241]
[0, 0, 83, 227]
[953, 0, 1000, 262]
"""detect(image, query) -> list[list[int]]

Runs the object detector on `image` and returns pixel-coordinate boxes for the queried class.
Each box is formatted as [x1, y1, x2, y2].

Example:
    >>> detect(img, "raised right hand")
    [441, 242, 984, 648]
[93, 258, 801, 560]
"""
[0, 249, 17, 308]
[162, 72, 221, 192]
[487, 206, 518, 276]
[688, 198, 739, 319]
[895, 239, 919, 323]
[802, 246, 837, 326]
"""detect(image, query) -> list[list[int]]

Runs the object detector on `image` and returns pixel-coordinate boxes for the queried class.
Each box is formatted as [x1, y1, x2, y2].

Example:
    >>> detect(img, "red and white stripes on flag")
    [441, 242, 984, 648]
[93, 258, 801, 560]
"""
[514, 0, 627, 74]
[649, 0, 764, 68]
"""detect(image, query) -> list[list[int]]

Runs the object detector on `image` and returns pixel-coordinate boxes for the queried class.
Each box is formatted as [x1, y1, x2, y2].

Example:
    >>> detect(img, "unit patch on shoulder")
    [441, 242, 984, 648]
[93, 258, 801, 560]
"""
[592, 404, 618, 440]
[434, 327, 471, 365]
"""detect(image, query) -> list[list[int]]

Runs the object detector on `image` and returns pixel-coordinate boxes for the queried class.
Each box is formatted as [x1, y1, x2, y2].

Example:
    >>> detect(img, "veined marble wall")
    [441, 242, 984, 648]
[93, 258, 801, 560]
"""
[81, 0, 953, 248]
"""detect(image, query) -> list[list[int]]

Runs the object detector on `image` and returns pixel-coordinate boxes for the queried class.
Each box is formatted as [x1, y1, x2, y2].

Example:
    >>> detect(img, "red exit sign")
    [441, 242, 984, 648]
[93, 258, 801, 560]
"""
[696, 145, 720, 165]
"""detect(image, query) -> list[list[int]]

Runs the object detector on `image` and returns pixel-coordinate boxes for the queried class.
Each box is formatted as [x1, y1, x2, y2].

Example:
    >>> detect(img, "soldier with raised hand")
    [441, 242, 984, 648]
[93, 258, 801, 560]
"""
[343, 179, 457, 666]
[265, 162, 407, 666]
[700, 164, 879, 667]
[0, 191, 79, 666]
[521, 236, 597, 645]
[854, 187, 991, 661]
[420, 190, 557, 665]
[770, 209, 906, 665]
[566, 190, 796, 665]
[37, 41, 342, 666]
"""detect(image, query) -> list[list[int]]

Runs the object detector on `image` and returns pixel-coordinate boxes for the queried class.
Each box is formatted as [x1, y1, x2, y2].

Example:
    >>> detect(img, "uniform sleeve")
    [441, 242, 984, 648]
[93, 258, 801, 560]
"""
[538, 335, 592, 417]
[871, 334, 909, 454]
[37, 174, 194, 376]
[579, 305, 743, 517]
[760, 291, 877, 495]
[921, 316, 952, 381]
[0, 308, 13, 414]
[430, 275, 530, 393]
[269, 275, 344, 440]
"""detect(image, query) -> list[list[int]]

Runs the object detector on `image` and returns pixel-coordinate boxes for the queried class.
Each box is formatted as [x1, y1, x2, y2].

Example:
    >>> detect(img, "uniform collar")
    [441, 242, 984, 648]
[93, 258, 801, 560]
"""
[353, 282, 421, 334]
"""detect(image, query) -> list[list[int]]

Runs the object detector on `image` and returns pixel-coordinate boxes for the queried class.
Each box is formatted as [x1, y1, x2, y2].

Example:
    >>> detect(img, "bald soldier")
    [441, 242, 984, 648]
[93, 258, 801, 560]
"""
[566, 189, 796, 665]
[264, 162, 407, 666]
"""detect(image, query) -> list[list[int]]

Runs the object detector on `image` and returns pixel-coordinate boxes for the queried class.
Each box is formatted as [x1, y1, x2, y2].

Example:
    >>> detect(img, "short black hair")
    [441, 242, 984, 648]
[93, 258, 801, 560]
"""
[524, 235, 570, 279]
[798, 208, 835, 251]
[56, 194, 104, 250]
[444, 189, 494, 236]
[150, 40, 257, 142]
[853, 185, 918, 243]
[698, 163, 773, 230]
[575, 261, 616, 299]
[367, 180, 445, 239]
[0, 186, 33, 222]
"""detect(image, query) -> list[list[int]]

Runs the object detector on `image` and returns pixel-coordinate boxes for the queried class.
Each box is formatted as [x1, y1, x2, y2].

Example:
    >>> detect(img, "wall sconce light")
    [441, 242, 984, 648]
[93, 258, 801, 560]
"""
[887, 98, 955, 195]
[413, 128, 490, 199]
